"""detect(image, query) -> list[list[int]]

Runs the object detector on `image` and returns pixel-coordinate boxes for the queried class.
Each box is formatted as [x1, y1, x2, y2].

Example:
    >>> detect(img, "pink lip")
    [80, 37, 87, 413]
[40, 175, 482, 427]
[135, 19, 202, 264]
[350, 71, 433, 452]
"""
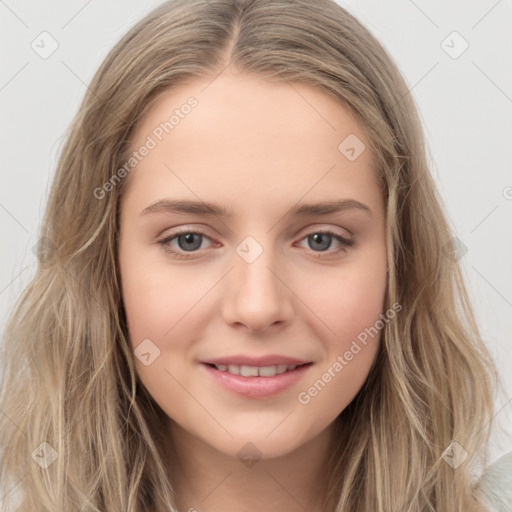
[201, 354, 310, 366]
[201, 362, 313, 399]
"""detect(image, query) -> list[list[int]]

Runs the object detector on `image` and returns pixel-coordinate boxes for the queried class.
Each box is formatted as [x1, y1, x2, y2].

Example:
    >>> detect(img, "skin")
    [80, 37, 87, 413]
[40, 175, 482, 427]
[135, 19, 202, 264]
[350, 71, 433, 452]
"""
[118, 71, 388, 512]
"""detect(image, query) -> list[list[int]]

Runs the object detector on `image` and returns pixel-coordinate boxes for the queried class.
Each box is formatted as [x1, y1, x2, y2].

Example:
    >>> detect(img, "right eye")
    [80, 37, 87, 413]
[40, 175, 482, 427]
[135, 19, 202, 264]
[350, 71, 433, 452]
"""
[157, 230, 216, 259]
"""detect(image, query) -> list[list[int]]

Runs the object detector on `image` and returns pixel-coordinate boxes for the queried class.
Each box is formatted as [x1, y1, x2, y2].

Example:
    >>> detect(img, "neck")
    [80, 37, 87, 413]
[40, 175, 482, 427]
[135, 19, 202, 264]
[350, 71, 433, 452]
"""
[165, 419, 338, 512]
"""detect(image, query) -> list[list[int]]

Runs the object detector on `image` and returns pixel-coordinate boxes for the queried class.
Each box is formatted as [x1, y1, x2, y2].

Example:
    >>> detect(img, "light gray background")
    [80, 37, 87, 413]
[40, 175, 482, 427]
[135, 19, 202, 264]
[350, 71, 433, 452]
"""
[1, 0, 511, 465]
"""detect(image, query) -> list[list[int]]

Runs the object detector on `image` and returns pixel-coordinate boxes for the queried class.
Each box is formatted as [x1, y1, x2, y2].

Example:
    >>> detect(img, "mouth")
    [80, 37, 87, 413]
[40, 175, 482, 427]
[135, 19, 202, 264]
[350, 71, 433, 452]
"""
[203, 362, 312, 377]
[200, 359, 314, 399]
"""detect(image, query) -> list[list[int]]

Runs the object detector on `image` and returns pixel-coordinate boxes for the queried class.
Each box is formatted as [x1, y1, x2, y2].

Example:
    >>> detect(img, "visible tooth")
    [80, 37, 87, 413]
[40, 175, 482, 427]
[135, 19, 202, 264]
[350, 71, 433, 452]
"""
[228, 365, 240, 375]
[240, 365, 259, 377]
[276, 364, 288, 374]
[220, 363, 301, 377]
[258, 366, 278, 377]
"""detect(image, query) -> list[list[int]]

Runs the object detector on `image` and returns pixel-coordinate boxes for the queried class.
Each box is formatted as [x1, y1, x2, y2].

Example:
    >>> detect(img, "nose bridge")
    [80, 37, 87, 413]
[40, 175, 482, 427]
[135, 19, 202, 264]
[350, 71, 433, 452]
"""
[222, 236, 293, 331]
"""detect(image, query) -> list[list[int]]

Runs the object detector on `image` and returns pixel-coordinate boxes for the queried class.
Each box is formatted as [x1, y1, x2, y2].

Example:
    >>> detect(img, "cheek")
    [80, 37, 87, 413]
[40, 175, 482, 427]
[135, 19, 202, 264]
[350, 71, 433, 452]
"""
[119, 254, 205, 417]
[294, 286, 384, 430]
[293, 253, 387, 412]
[304, 253, 387, 347]
[120, 248, 211, 348]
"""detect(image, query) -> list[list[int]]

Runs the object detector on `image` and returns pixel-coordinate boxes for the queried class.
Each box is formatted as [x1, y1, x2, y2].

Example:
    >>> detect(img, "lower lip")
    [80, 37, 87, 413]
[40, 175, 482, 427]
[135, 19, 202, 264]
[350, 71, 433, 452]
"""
[201, 363, 312, 399]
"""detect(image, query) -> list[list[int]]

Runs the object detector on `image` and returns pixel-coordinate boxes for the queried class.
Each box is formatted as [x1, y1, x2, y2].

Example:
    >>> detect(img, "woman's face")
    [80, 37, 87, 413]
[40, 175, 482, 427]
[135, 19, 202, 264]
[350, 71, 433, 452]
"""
[118, 73, 388, 460]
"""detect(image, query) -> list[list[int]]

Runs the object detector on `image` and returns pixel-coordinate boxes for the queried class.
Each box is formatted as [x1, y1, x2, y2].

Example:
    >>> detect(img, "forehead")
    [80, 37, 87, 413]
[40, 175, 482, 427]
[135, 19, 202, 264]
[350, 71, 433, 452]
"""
[122, 72, 382, 217]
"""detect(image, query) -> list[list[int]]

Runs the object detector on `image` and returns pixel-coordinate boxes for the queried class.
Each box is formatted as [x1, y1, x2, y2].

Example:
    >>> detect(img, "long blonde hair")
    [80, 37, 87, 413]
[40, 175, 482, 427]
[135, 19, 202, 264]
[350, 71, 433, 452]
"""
[0, 0, 498, 510]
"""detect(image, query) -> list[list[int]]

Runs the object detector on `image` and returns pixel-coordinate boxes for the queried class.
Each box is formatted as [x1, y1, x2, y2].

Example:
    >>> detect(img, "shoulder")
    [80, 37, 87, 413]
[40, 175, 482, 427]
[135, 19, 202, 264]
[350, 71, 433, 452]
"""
[477, 451, 512, 512]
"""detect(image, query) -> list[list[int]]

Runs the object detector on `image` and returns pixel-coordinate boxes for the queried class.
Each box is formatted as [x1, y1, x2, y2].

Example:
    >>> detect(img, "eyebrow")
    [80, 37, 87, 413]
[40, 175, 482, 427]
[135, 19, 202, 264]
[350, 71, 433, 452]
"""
[140, 198, 372, 218]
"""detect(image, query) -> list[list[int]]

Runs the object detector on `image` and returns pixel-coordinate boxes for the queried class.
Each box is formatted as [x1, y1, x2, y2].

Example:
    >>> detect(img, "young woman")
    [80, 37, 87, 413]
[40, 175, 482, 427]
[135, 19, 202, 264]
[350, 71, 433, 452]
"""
[1, 0, 510, 511]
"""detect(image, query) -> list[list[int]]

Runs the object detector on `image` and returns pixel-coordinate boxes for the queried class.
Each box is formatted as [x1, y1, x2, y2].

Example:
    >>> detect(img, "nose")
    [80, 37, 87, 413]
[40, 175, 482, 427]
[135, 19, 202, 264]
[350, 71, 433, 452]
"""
[221, 247, 294, 333]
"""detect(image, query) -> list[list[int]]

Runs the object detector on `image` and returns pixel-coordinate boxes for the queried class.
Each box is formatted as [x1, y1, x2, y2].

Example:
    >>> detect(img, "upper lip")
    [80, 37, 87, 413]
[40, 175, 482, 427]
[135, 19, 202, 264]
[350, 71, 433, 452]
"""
[201, 355, 311, 367]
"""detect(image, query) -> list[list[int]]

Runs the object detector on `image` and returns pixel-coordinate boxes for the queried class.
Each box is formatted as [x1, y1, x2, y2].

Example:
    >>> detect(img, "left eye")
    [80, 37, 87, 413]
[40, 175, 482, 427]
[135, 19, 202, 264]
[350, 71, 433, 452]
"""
[157, 229, 353, 259]
[297, 231, 353, 254]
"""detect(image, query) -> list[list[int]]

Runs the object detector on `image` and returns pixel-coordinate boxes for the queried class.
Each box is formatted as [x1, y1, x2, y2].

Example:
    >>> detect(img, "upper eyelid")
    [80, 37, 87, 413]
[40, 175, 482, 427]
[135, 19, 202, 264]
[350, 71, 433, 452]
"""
[159, 226, 351, 247]
[160, 223, 351, 239]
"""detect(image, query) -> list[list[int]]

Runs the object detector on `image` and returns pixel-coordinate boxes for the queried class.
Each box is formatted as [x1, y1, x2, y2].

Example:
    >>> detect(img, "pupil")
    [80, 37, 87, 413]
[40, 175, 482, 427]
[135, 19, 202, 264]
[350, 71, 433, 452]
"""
[178, 233, 202, 251]
[310, 233, 331, 251]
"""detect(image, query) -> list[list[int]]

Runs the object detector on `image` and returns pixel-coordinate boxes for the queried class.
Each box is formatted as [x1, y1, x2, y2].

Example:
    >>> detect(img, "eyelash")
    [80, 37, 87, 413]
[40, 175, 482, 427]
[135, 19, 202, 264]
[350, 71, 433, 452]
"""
[157, 228, 354, 260]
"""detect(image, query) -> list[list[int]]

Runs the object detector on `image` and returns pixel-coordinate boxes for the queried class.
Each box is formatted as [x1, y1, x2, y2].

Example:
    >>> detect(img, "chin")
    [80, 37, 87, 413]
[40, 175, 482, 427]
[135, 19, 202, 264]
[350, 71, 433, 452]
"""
[174, 412, 327, 463]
